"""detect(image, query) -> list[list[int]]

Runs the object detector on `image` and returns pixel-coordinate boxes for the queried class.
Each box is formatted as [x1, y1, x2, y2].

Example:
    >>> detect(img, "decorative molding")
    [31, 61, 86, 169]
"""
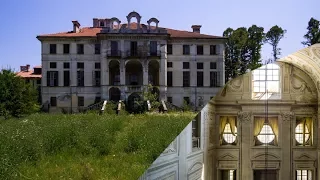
[280, 112, 294, 122]
[218, 153, 237, 160]
[162, 139, 177, 155]
[226, 77, 243, 92]
[237, 111, 252, 122]
[187, 162, 203, 174]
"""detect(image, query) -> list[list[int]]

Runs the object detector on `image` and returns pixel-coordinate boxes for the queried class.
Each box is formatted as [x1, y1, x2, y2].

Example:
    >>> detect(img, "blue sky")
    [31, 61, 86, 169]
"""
[0, 0, 319, 71]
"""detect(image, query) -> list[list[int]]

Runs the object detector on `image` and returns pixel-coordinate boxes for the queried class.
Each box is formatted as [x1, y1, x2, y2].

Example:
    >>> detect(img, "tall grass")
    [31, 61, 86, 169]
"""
[0, 112, 195, 180]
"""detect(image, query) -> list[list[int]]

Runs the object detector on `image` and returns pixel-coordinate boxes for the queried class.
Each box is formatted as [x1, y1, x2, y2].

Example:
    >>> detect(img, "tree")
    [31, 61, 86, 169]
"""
[0, 69, 39, 119]
[264, 25, 286, 62]
[302, 17, 320, 46]
[246, 25, 264, 70]
[223, 25, 264, 83]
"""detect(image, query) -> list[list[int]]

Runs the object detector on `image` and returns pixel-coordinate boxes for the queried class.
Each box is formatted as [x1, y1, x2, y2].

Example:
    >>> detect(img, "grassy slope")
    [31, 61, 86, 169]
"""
[0, 112, 195, 180]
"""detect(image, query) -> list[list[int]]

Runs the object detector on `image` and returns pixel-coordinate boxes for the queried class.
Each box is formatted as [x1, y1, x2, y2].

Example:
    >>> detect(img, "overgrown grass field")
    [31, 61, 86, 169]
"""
[0, 112, 195, 180]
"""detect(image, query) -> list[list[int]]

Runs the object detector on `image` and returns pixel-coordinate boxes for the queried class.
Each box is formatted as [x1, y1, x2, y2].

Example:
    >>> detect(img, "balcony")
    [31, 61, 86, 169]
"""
[107, 50, 122, 58]
[125, 85, 143, 93]
[125, 50, 147, 59]
[148, 50, 161, 58]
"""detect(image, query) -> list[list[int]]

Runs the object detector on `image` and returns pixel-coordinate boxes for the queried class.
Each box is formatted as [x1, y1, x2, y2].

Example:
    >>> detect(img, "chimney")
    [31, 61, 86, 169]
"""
[26, 64, 30, 71]
[72, 21, 81, 33]
[191, 25, 202, 33]
[93, 18, 98, 27]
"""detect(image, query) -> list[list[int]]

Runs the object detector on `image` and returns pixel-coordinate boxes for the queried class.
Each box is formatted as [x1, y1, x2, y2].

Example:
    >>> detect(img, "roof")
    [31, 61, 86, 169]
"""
[16, 66, 42, 79]
[37, 23, 225, 39]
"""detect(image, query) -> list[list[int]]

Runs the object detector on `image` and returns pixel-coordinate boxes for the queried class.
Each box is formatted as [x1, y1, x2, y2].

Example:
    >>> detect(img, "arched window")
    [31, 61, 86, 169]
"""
[257, 124, 275, 144]
[252, 63, 280, 100]
[295, 117, 313, 146]
[220, 116, 237, 145]
[254, 117, 278, 146]
[223, 123, 237, 144]
[295, 123, 310, 144]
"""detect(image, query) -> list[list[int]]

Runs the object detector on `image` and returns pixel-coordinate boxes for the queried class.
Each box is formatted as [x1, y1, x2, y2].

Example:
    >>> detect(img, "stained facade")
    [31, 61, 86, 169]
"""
[36, 11, 226, 112]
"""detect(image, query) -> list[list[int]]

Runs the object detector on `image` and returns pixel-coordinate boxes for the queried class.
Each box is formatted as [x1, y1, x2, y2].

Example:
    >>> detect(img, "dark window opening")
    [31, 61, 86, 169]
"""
[50, 44, 56, 54]
[63, 62, 70, 69]
[197, 45, 203, 55]
[167, 71, 173, 87]
[183, 45, 190, 55]
[197, 62, 203, 69]
[210, 45, 217, 55]
[63, 44, 70, 54]
[197, 71, 203, 87]
[95, 44, 101, 54]
[77, 44, 84, 54]
[78, 96, 84, 107]
[167, 62, 173, 68]
[63, 71, 70, 86]
[183, 71, 190, 87]
[183, 62, 190, 69]
[167, 44, 172, 54]
[50, 62, 57, 68]
[210, 62, 217, 69]
[50, 97, 57, 107]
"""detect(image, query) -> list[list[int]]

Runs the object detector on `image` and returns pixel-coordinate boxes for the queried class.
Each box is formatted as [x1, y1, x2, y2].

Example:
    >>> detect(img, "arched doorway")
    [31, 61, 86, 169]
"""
[126, 60, 143, 86]
[148, 60, 160, 86]
[109, 87, 121, 102]
[109, 60, 120, 85]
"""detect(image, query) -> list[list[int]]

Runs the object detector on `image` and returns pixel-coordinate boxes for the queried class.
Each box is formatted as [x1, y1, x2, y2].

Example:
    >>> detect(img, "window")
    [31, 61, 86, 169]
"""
[130, 41, 138, 56]
[95, 44, 101, 54]
[167, 44, 172, 54]
[78, 96, 84, 107]
[50, 97, 57, 107]
[77, 44, 84, 54]
[210, 71, 221, 87]
[183, 62, 189, 69]
[167, 62, 173, 68]
[47, 71, 58, 87]
[183, 45, 190, 55]
[295, 117, 313, 146]
[63, 44, 70, 54]
[197, 72, 203, 87]
[50, 62, 57, 68]
[210, 62, 217, 69]
[50, 44, 56, 54]
[183, 97, 190, 104]
[111, 41, 118, 55]
[183, 71, 190, 87]
[95, 62, 101, 69]
[254, 117, 278, 145]
[63, 71, 70, 86]
[77, 62, 84, 69]
[220, 116, 237, 145]
[77, 70, 84, 86]
[210, 45, 217, 55]
[197, 45, 203, 55]
[197, 62, 203, 69]
[94, 96, 101, 103]
[167, 71, 173, 87]
[63, 62, 70, 69]
[252, 64, 280, 100]
[192, 114, 201, 149]
[37, 79, 41, 85]
[93, 71, 101, 87]
[221, 170, 236, 180]
[100, 21, 104, 27]
[296, 170, 312, 180]
[167, 97, 172, 103]
[150, 41, 157, 55]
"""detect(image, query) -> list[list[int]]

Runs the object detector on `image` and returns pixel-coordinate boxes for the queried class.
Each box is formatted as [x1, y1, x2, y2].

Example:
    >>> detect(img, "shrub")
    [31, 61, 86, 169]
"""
[0, 69, 39, 119]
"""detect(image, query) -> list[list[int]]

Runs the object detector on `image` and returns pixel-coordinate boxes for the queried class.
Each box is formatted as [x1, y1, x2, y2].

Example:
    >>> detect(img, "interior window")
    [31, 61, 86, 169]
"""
[252, 63, 280, 100]
[295, 117, 313, 146]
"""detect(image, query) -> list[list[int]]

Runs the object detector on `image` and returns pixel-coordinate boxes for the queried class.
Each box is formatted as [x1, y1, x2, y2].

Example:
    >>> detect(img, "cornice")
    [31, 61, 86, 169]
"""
[36, 36, 97, 42]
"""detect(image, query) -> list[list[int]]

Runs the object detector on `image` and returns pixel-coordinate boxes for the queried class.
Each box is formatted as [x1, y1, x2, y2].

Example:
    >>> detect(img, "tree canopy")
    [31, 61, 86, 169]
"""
[0, 69, 39, 119]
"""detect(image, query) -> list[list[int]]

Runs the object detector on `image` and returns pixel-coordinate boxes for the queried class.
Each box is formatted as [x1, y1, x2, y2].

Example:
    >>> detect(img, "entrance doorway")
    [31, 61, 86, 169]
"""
[254, 170, 278, 180]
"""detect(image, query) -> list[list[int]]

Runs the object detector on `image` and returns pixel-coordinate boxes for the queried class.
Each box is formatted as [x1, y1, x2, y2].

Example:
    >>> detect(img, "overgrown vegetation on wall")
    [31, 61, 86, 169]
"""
[0, 112, 195, 180]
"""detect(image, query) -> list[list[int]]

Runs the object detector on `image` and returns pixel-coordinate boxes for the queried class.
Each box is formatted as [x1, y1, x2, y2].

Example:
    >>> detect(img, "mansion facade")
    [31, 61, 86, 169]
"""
[37, 11, 226, 112]
[140, 44, 320, 180]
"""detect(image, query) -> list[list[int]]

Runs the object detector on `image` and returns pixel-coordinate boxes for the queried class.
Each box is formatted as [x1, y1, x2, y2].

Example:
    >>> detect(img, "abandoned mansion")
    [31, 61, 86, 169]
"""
[37, 11, 226, 112]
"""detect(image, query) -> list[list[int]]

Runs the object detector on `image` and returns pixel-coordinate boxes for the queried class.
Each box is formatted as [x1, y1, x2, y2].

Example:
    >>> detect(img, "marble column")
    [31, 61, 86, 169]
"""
[120, 59, 126, 101]
[159, 45, 167, 101]
[143, 60, 149, 86]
